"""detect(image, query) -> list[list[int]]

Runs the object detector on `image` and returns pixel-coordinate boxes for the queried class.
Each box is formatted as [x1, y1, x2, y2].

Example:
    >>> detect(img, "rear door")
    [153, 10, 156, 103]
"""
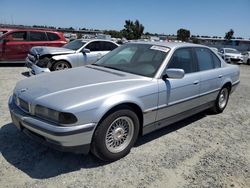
[1, 31, 28, 60]
[194, 47, 222, 104]
[28, 31, 48, 48]
[156, 47, 200, 124]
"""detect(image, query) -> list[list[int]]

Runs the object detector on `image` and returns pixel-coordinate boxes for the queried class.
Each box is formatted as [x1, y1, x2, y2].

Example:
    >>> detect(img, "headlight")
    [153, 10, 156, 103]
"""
[35, 105, 77, 124]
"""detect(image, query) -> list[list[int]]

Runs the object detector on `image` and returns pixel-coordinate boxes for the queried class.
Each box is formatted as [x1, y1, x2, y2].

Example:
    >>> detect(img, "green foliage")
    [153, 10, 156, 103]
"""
[224, 29, 234, 40]
[104, 30, 123, 38]
[177, 28, 191, 41]
[122, 19, 144, 40]
[104, 20, 145, 40]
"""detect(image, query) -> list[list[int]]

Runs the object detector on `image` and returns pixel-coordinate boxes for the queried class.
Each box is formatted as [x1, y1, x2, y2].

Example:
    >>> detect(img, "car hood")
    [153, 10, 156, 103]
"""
[30, 46, 75, 56]
[226, 53, 242, 57]
[14, 66, 153, 110]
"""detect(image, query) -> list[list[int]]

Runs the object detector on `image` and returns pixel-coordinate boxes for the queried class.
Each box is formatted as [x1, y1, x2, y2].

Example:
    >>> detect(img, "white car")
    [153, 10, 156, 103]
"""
[219, 48, 243, 64]
[242, 51, 250, 64]
[26, 39, 119, 74]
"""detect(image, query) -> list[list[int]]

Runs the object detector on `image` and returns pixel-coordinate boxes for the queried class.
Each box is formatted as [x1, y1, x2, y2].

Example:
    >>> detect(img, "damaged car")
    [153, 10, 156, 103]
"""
[26, 39, 119, 74]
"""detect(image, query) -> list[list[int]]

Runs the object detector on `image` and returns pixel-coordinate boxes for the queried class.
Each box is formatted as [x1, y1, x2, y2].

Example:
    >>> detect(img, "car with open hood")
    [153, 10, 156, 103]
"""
[26, 39, 119, 74]
[9, 42, 240, 161]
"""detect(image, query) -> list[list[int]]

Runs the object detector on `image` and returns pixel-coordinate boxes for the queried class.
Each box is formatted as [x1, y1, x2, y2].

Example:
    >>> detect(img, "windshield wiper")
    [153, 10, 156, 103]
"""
[91, 64, 121, 71]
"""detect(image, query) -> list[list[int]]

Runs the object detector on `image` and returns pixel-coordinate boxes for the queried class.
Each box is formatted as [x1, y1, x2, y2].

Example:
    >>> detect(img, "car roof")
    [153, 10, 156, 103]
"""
[129, 41, 207, 50]
[0, 28, 61, 33]
[78, 39, 117, 43]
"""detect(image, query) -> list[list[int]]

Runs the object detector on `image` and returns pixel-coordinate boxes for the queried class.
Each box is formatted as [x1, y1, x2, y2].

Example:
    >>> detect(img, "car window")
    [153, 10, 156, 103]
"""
[86, 41, 102, 51]
[9, 31, 27, 41]
[225, 49, 239, 54]
[195, 48, 214, 71]
[94, 43, 168, 77]
[63, 39, 86, 50]
[167, 48, 195, 74]
[47, 32, 60, 41]
[101, 41, 118, 51]
[211, 52, 221, 68]
[29, 31, 47, 41]
[105, 46, 137, 65]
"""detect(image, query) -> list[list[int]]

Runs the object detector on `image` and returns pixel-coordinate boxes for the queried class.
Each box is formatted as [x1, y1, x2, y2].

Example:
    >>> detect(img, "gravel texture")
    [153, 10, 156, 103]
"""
[0, 65, 249, 188]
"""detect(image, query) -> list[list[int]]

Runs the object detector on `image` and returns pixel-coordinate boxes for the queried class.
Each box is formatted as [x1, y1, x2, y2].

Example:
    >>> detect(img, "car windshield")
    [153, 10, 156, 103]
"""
[93, 43, 169, 77]
[225, 49, 239, 54]
[63, 39, 86, 50]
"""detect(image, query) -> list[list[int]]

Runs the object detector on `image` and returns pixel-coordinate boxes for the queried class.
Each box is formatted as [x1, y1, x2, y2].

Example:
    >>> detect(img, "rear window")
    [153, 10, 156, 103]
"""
[195, 48, 214, 71]
[47, 32, 60, 41]
[29, 31, 47, 41]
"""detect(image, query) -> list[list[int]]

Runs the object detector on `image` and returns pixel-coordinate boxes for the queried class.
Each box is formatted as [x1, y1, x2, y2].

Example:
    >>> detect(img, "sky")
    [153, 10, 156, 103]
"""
[1, 0, 250, 38]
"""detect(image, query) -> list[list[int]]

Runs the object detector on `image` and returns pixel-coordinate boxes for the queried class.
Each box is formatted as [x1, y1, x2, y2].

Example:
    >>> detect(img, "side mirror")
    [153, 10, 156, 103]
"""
[163, 68, 185, 79]
[82, 48, 90, 53]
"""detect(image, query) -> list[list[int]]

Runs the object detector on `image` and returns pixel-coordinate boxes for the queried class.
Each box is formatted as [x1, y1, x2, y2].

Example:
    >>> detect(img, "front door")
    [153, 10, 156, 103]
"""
[156, 48, 200, 126]
[2, 31, 28, 61]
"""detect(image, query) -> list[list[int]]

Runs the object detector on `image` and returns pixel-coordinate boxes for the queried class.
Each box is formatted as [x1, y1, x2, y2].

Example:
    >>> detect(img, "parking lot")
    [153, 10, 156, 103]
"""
[0, 64, 249, 188]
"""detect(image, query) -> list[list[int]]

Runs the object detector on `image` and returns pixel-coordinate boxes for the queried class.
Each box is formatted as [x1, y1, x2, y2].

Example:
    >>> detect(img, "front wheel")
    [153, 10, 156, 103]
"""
[51, 61, 71, 71]
[91, 109, 139, 161]
[211, 87, 230, 113]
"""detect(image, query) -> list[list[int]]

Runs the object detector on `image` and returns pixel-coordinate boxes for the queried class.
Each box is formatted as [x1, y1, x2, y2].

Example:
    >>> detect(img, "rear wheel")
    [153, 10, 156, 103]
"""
[91, 109, 139, 161]
[211, 87, 230, 113]
[51, 61, 71, 71]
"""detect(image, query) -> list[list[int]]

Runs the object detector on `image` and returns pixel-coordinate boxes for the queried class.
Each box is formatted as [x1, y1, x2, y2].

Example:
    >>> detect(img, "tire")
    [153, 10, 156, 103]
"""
[91, 108, 139, 161]
[51, 61, 71, 71]
[211, 87, 230, 114]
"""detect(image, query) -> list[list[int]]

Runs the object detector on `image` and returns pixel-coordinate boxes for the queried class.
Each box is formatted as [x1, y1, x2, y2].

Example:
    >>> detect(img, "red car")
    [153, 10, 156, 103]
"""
[0, 29, 67, 62]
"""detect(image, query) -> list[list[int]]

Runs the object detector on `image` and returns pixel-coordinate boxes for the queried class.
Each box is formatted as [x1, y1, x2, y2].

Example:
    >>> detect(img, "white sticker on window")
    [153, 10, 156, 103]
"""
[150, 45, 170, 53]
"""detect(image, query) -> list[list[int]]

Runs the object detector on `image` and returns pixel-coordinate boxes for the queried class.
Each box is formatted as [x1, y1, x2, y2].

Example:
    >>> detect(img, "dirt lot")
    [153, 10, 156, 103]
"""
[0, 65, 249, 188]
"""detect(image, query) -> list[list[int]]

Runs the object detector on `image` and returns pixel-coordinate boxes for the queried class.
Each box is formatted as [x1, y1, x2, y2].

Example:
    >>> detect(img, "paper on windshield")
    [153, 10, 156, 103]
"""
[150, 45, 170, 53]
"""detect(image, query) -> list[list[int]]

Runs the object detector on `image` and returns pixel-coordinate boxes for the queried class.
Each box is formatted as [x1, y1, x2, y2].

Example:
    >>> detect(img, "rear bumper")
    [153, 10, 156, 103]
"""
[8, 96, 96, 154]
[25, 57, 51, 75]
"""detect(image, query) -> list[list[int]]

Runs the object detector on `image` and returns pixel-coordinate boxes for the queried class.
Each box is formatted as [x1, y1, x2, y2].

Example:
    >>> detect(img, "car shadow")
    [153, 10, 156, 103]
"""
[135, 111, 207, 147]
[0, 62, 25, 67]
[21, 71, 30, 77]
[0, 123, 107, 179]
[1, 111, 207, 179]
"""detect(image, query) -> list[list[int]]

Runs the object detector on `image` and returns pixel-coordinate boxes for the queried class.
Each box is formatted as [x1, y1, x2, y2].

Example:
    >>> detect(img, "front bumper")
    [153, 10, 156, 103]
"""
[25, 57, 51, 75]
[8, 96, 96, 154]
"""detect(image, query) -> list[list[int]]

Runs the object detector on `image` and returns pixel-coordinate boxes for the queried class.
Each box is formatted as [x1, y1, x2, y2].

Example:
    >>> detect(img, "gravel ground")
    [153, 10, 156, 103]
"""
[0, 65, 249, 188]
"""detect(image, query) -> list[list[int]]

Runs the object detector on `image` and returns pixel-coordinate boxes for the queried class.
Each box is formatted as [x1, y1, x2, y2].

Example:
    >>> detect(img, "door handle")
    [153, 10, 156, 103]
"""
[218, 75, 223, 78]
[193, 80, 199, 85]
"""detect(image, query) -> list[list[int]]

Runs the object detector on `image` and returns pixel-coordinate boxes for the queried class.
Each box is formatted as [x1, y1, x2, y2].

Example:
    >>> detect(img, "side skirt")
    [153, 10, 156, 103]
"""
[142, 101, 214, 135]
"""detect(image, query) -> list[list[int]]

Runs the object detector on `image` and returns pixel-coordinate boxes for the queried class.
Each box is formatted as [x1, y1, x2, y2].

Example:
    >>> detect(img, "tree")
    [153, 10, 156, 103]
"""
[122, 19, 144, 40]
[177, 28, 190, 41]
[104, 30, 123, 38]
[225, 29, 234, 40]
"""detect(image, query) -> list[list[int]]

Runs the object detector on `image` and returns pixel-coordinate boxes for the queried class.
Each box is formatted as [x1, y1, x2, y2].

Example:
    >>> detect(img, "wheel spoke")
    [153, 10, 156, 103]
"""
[105, 116, 134, 153]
